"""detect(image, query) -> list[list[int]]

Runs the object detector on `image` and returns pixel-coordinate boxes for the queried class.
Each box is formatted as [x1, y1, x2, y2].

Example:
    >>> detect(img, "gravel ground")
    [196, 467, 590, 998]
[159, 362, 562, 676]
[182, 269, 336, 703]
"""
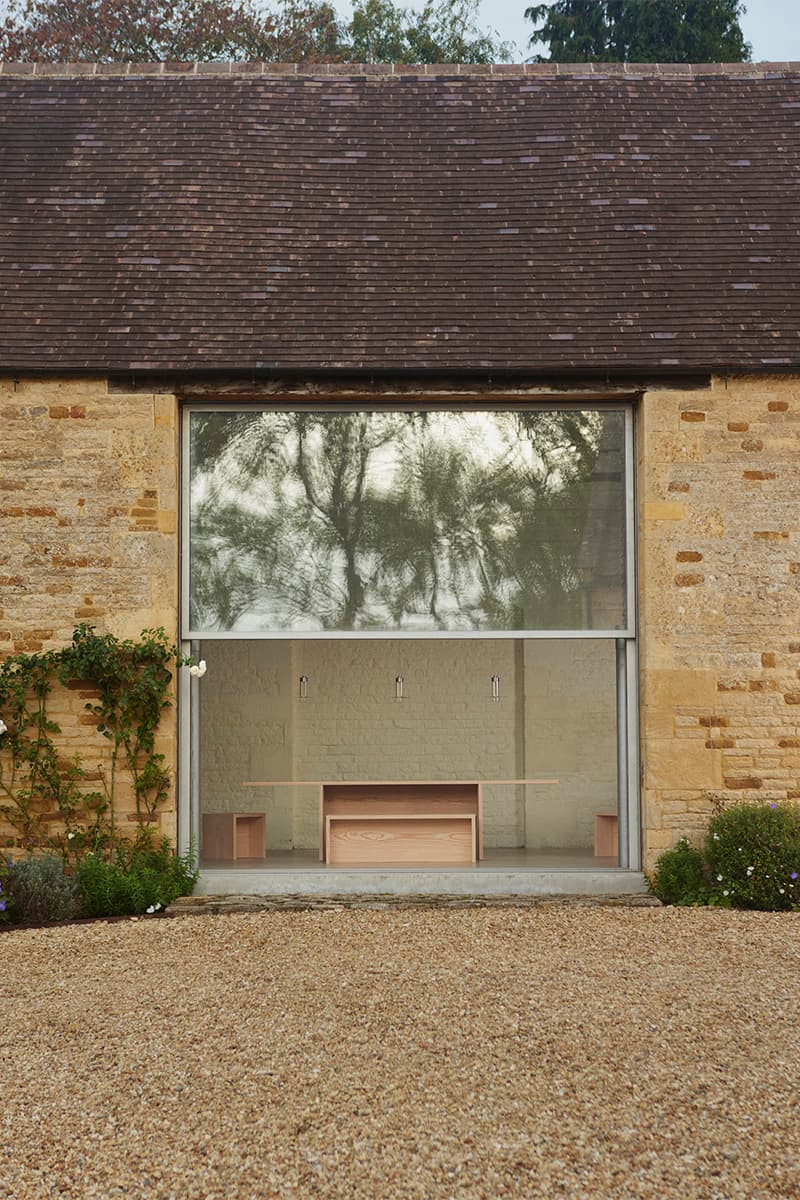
[2, 906, 799, 1200]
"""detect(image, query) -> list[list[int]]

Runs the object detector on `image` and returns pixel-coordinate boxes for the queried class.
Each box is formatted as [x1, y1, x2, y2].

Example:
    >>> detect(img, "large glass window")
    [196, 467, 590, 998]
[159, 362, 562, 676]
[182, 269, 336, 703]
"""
[187, 408, 628, 634]
[196, 637, 624, 867]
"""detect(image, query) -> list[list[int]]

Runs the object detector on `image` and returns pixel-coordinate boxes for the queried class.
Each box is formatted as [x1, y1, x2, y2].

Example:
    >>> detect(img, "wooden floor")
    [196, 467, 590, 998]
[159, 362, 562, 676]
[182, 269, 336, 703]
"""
[200, 846, 620, 871]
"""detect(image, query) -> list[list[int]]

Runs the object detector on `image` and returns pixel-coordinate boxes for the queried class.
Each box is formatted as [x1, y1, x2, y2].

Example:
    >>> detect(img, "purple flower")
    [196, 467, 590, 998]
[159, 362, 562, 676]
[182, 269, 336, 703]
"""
[769, 802, 778, 810]
[0, 899, 6, 912]
[791, 872, 799, 881]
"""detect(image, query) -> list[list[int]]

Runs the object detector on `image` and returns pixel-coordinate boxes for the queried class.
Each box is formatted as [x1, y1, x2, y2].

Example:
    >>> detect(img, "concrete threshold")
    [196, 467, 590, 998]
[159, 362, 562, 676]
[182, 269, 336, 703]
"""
[196, 866, 649, 897]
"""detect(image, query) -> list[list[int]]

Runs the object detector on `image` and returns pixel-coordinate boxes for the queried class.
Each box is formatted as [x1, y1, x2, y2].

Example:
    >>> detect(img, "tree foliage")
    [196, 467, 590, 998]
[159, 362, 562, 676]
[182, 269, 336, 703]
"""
[526, 0, 751, 63]
[348, 0, 510, 64]
[0, 0, 512, 63]
[189, 410, 622, 633]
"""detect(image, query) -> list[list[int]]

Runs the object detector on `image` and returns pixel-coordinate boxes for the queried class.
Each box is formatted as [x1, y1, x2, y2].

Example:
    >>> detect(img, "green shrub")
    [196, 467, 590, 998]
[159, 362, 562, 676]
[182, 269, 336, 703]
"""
[76, 836, 197, 918]
[0, 867, 10, 924]
[648, 837, 709, 905]
[705, 801, 800, 911]
[4, 853, 79, 924]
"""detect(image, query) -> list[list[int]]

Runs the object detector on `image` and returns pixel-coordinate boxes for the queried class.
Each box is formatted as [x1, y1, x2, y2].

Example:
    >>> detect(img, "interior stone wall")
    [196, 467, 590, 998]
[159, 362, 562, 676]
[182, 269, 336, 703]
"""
[198, 638, 618, 853]
[639, 375, 800, 867]
[0, 377, 180, 843]
[523, 641, 618, 849]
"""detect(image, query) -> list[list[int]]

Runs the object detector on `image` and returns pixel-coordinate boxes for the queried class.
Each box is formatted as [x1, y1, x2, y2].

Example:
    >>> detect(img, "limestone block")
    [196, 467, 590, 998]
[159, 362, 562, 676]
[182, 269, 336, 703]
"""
[644, 669, 718, 712]
[644, 501, 686, 522]
[644, 828, 676, 854]
[641, 706, 676, 739]
[153, 394, 177, 430]
[644, 433, 705, 465]
[645, 739, 722, 790]
[637, 639, 675, 670]
[663, 810, 703, 829]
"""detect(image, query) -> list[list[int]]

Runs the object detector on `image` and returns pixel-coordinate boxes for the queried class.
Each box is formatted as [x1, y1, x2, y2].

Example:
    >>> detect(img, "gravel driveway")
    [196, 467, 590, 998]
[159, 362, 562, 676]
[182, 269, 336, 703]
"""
[2, 905, 799, 1199]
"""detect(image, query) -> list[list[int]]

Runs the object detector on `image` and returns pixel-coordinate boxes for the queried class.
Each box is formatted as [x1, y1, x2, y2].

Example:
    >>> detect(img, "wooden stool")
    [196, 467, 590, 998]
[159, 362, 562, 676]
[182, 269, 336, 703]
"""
[594, 813, 619, 859]
[202, 813, 266, 861]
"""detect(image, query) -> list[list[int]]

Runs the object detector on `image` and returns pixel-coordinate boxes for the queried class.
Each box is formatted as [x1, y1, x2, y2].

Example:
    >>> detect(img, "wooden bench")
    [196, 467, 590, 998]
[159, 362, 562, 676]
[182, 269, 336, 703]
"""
[321, 783, 481, 866]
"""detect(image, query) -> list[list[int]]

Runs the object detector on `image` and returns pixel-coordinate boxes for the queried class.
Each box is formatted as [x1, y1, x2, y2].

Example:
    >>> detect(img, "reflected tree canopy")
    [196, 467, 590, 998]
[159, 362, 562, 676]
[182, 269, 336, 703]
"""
[189, 409, 627, 632]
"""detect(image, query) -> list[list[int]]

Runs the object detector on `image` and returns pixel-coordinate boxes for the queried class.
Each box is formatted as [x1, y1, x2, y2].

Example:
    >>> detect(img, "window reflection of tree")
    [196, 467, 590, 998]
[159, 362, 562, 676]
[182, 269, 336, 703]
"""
[189, 409, 619, 632]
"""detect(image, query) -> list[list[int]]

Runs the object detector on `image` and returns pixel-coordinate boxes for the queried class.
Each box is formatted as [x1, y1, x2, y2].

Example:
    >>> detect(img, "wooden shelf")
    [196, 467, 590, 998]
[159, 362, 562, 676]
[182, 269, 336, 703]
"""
[202, 813, 266, 861]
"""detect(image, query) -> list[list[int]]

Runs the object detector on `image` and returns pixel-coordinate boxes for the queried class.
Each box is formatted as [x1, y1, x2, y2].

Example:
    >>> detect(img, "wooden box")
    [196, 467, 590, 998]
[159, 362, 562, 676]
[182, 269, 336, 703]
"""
[327, 813, 476, 866]
[202, 812, 266, 861]
[594, 812, 619, 861]
[321, 782, 481, 865]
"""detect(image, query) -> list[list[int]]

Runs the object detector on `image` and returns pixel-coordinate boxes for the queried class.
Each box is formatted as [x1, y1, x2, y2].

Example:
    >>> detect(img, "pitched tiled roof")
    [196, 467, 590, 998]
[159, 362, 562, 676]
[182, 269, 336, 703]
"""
[1, 63, 799, 375]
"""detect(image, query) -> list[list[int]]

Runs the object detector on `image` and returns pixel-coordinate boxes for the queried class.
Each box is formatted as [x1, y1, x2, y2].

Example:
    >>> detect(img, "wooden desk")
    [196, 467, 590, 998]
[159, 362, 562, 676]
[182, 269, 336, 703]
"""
[241, 778, 559, 867]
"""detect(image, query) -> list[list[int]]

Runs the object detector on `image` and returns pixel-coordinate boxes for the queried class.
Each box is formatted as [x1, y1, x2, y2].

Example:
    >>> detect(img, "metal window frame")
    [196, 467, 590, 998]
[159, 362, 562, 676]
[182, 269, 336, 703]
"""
[177, 399, 641, 871]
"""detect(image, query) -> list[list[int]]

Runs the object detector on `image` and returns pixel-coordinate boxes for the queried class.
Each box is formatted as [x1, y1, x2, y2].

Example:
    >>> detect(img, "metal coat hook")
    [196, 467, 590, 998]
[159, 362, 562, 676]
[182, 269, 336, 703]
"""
[395, 674, 404, 702]
[491, 674, 500, 702]
[299, 674, 309, 702]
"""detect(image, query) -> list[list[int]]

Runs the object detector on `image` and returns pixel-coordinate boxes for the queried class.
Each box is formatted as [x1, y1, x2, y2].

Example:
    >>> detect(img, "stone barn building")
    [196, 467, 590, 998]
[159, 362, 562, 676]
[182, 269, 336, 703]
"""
[1, 61, 798, 894]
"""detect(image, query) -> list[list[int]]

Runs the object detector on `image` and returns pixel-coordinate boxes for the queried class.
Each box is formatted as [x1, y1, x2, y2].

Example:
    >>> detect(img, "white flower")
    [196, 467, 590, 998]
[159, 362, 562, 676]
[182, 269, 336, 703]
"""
[746, 866, 754, 875]
[67, 832, 75, 840]
[713, 834, 719, 841]
[146, 905, 156, 914]
[779, 888, 785, 895]
[188, 660, 207, 678]
[716, 874, 723, 882]
[0, 719, 7, 736]
[723, 890, 730, 896]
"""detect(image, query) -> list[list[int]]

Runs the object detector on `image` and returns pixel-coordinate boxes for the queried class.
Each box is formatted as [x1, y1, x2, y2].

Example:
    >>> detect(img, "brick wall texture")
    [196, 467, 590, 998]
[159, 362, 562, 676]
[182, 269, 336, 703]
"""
[0, 377, 179, 844]
[1, 374, 798, 867]
[639, 375, 800, 865]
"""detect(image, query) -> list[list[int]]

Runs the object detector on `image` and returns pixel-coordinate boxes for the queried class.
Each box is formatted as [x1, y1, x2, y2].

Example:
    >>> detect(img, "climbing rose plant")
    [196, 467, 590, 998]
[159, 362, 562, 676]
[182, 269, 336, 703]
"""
[0, 624, 190, 860]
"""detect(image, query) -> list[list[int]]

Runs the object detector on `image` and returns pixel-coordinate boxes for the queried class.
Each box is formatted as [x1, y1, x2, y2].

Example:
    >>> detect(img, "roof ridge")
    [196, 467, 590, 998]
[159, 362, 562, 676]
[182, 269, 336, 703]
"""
[1, 60, 799, 79]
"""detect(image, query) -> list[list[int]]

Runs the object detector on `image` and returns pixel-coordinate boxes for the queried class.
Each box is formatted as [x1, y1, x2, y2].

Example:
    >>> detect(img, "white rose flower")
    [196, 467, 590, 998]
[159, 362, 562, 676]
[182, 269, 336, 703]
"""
[146, 905, 156, 914]
[188, 660, 207, 678]
[0, 719, 7, 736]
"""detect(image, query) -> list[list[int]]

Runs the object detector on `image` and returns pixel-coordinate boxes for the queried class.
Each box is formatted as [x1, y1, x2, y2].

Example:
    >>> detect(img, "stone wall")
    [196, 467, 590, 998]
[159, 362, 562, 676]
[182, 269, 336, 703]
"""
[4, 373, 799, 870]
[639, 375, 800, 866]
[0, 377, 180, 843]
